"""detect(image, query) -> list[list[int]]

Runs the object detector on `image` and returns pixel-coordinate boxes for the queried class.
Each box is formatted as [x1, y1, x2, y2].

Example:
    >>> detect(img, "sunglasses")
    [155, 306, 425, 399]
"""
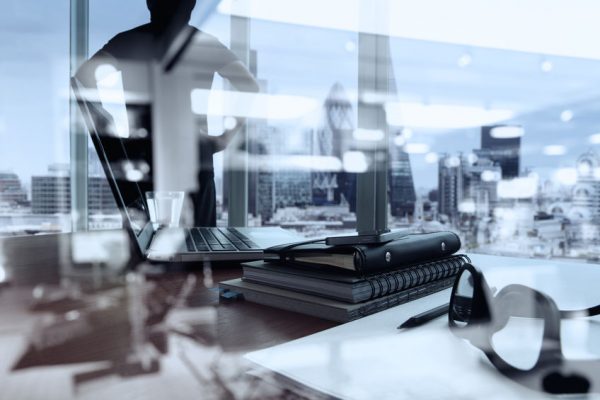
[449, 263, 600, 395]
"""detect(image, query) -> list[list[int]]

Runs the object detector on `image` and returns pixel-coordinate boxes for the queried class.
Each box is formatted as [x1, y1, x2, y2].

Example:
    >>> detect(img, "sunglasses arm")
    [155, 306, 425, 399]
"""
[560, 304, 600, 319]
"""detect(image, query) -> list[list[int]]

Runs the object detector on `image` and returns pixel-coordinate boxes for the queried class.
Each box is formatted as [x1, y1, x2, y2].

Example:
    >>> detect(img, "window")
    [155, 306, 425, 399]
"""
[0, 1, 71, 236]
[386, 6, 600, 260]
[245, 19, 359, 236]
[7, 0, 600, 263]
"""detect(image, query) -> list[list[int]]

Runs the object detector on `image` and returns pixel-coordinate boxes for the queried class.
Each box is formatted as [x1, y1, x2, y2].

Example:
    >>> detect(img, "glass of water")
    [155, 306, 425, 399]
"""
[145, 191, 185, 229]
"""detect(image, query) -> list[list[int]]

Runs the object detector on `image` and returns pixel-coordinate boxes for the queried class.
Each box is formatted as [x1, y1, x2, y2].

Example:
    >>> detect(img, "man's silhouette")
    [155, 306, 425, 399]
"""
[75, 0, 259, 227]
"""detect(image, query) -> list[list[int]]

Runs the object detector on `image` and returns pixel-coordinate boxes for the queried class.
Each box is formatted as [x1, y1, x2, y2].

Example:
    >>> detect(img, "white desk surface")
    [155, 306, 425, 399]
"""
[246, 254, 600, 400]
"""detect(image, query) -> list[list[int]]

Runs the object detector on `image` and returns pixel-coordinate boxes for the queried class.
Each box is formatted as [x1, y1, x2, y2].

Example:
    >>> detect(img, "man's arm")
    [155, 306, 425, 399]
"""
[218, 60, 260, 93]
[210, 60, 260, 152]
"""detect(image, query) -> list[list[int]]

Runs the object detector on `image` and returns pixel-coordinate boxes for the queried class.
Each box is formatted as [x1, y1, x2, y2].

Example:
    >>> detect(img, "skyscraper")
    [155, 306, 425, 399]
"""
[0, 172, 28, 205]
[31, 165, 117, 215]
[312, 83, 355, 207]
[438, 155, 464, 219]
[479, 125, 521, 179]
[571, 151, 600, 220]
[389, 147, 416, 217]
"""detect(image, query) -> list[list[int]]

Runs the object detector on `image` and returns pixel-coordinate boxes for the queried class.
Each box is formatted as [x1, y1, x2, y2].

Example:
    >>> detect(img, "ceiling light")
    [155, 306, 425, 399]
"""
[489, 125, 524, 139]
[404, 143, 430, 154]
[481, 170, 501, 182]
[553, 168, 578, 186]
[425, 152, 439, 164]
[343, 151, 369, 173]
[444, 156, 461, 168]
[345, 40, 356, 52]
[498, 177, 538, 199]
[191, 89, 319, 120]
[467, 153, 479, 165]
[353, 129, 385, 141]
[560, 110, 574, 122]
[386, 102, 514, 129]
[393, 135, 406, 147]
[589, 133, 600, 144]
[401, 128, 414, 140]
[541, 60, 553, 72]
[543, 145, 567, 156]
[224, 116, 238, 130]
[457, 53, 472, 68]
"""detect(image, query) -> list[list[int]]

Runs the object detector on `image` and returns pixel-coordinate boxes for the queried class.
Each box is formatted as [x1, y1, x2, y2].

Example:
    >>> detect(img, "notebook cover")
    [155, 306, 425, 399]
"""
[219, 277, 455, 323]
[242, 255, 467, 303]
[265, 231, 461, 274]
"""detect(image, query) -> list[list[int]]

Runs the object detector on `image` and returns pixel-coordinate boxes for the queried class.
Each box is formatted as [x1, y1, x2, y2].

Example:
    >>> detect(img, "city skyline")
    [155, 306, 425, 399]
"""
[7, 2, 600, 191]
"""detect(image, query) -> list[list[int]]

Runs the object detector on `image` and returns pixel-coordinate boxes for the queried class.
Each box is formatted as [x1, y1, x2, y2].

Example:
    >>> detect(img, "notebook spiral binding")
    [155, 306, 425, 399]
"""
[364, 254, 471, 301]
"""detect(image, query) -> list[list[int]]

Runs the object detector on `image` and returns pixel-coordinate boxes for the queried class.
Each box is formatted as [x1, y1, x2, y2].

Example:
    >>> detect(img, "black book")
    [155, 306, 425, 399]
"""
[242, 255, 470, 304]
[265, 231, 461, 275]
[219, 277, 456, 323]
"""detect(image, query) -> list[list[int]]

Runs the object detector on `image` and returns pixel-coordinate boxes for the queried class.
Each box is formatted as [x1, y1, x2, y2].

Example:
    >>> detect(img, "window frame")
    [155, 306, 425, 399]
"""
[70, 1, 390, 233]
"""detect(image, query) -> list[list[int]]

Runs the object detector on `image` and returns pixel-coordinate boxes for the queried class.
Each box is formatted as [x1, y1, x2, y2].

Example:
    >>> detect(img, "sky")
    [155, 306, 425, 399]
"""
[4, 0, 600, 195]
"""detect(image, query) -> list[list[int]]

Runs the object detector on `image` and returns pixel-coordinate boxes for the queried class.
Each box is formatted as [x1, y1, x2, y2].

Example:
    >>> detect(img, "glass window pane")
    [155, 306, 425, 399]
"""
[0, 1, 71, 236]
[388, 28, 600, 261]
[245, 20, 359, 237]
[86, 1, 232, 229]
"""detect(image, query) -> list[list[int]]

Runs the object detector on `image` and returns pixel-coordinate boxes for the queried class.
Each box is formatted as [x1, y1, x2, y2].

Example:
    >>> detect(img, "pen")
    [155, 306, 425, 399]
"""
[397, 303, 449, 329]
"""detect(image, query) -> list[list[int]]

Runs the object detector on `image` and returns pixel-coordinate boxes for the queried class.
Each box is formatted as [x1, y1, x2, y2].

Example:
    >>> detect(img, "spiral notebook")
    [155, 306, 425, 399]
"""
[241, 255, 470, 304]
[219, 276, 456, 322]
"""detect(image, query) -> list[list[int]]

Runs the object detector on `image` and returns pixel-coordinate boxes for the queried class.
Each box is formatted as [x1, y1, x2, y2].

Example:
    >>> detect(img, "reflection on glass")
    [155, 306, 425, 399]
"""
[491, 316, 545, 371]
[451, 269, 474, 327]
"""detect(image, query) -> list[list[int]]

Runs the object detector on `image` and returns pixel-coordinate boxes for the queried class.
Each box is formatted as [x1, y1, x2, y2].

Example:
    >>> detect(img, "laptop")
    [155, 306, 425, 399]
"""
[71, 76, 302, 262]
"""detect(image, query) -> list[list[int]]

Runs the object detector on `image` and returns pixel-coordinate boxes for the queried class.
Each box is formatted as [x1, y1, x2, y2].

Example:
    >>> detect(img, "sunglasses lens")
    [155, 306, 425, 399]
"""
[491, 291, 546, 371]
[450, 269, 475, 327]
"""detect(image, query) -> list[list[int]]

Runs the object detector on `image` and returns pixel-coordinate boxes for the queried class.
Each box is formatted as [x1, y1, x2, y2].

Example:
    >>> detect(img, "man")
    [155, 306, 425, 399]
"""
[75, 0, 259, 226]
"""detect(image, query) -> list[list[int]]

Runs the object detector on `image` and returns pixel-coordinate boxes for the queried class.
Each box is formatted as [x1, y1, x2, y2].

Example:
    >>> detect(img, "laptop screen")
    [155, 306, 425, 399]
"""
[71, 77, 154, 256]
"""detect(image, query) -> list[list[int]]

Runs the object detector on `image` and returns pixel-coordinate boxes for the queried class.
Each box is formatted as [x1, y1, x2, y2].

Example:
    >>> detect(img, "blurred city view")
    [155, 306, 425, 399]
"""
[4, 1, 600, 264]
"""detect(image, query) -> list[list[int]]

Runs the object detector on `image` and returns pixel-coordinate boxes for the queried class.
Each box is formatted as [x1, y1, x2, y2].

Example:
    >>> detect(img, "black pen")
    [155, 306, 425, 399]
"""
[397, 303, 449, 329]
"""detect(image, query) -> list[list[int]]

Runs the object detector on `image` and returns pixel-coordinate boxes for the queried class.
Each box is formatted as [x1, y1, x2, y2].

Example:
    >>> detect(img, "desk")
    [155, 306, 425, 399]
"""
[2, 236, 600, 400]
[0, 233, 337, 400]
[246, 254, 600, 400]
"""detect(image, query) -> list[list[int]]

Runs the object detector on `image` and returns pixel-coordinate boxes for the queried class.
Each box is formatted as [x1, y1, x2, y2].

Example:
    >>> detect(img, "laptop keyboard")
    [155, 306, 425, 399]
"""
[184, 227, 261, 252]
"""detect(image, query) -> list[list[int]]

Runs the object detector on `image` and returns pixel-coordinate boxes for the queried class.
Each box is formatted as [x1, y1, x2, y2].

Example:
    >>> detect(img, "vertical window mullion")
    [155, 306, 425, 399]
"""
[226, 15, 251, 227]
[356, 32, 391, 233]
[69, 0, 89, 232]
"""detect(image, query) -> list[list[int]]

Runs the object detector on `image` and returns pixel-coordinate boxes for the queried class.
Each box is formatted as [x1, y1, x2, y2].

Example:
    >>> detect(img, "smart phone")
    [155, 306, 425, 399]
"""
[325, 229, 410, 246]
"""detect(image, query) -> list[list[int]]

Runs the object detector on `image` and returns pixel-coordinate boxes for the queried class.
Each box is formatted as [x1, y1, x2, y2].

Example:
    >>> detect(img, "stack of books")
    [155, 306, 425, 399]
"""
[219, 232, 470, 323]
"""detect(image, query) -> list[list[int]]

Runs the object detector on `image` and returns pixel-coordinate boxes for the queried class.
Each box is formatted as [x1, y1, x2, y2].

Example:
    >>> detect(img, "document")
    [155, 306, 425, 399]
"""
[245, 254, 600, 400]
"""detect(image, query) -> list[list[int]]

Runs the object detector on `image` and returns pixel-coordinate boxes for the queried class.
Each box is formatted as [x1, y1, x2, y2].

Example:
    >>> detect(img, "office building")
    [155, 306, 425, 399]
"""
[462, 157, 501, 217]
[570, 151, 600, 220]
[312, 83, 354, 206]
[479, 125, 521, 179]
[31, 165, 117, 215]
[247, 129, 275, 223]
[389, 148, 416, 218]
[275, 171, 313, 209]
[0, 172, 28, 206]
[438, 155, 464, 219]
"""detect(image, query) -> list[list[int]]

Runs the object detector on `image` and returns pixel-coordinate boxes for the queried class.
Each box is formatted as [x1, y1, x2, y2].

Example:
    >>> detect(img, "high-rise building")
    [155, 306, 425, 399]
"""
[250, 125, 313, 221]
[31, 165, 118, 215]
[463, 158, 501, 217]
[275, 171, 313, 208]
[247, 126, 274, 223]
[570, 151, 600, 220]
[312, 83, 354, 207]
[0, 172, 28, 205]
[438, 153, 501, 219]
[31, 175, 70, 214]
[479, 125, 521, 179]
[438, 154, 464, 219]
[389, 147, 416, 217]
